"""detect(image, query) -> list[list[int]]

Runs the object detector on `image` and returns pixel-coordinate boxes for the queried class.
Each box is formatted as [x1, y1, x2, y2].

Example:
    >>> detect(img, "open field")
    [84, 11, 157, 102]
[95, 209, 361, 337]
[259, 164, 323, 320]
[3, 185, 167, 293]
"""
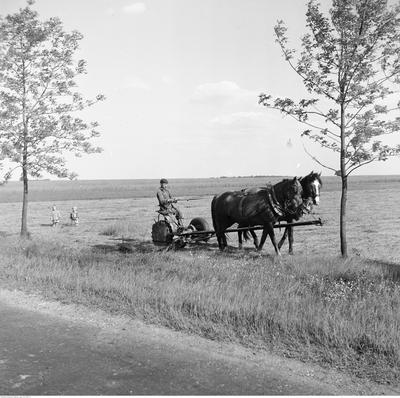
[0, 175, 399, 261]
[0, 175, 400, 387]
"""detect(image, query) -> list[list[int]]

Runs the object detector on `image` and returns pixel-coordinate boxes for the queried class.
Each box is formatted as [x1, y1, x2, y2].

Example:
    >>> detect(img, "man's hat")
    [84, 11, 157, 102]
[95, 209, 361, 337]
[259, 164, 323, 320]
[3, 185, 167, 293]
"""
[160, 178, 168, 184]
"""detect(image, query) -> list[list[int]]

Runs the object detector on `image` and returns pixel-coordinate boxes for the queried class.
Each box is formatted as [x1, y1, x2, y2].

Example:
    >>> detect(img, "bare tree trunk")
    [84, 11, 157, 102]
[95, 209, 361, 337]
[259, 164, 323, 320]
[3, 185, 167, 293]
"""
[20, 59, 29, 238]
[340, 101, 348, 257]
[20, 143, 28, 237]
[340, 175, 348, 257]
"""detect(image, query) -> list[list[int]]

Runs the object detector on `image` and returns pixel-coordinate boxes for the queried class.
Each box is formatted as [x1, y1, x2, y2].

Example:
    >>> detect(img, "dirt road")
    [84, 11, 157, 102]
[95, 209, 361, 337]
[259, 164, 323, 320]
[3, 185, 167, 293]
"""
[0, 289, 396, 395]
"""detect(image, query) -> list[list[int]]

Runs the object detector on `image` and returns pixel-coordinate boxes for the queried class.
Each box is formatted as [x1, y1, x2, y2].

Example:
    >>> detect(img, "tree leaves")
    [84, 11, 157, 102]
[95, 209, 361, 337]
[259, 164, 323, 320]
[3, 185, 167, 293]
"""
[0, 4, 105, 181]
[260, 0, 400, 177]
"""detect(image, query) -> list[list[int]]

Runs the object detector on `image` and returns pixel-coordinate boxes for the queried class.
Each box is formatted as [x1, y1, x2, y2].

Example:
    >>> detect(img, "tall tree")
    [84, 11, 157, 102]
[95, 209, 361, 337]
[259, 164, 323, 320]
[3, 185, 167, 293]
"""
[0, 2, 105, 236]
[260, 0, 400, 257]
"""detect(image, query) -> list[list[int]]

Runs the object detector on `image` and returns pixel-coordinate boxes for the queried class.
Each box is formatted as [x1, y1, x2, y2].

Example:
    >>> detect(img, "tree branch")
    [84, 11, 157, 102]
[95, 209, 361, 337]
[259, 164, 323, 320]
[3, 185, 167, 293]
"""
[346, 157, 377, 176]
[275, 32, 339, 101]
[302, 142, 337, 172]
[264, 104, 341, 142]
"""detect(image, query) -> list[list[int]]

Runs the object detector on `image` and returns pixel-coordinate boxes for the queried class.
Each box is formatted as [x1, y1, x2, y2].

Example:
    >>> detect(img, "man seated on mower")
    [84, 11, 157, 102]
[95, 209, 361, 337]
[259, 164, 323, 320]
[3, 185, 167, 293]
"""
[157, 178, 184, 227]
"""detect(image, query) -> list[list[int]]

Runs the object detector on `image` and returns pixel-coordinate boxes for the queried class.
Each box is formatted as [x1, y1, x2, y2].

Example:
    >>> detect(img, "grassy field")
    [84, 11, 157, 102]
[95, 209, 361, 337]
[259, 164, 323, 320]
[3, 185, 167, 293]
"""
[0, 175, 398, 261]
[0, 175, 400, 386]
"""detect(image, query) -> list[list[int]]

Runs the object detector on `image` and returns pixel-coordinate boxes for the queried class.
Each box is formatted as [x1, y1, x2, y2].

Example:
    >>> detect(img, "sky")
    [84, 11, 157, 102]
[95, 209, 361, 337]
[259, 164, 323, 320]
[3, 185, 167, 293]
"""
[1, 0, 400, 179]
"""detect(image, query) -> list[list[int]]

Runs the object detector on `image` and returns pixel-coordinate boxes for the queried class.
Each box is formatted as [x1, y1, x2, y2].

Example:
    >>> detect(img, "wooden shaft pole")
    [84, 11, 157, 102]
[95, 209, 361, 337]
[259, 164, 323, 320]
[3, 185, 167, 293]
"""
[176, 218, 323, 237]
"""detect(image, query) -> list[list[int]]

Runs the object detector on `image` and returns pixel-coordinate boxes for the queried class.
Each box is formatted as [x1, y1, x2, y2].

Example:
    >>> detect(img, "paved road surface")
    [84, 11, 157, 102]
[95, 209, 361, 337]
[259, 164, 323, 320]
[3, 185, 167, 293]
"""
[0, 290, 392, 395]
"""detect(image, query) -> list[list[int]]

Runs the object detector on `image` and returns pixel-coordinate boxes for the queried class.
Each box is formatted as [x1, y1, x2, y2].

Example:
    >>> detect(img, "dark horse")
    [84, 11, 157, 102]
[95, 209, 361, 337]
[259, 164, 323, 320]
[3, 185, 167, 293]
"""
[211, 178, 303, 255]
[238, 171, 322, 254]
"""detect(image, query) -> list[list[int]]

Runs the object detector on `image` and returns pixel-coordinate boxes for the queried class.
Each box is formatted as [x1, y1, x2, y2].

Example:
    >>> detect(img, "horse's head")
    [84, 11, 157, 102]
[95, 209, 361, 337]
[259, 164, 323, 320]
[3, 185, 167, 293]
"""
[299, 171, 322, 210]
[282, 177, 303, 215]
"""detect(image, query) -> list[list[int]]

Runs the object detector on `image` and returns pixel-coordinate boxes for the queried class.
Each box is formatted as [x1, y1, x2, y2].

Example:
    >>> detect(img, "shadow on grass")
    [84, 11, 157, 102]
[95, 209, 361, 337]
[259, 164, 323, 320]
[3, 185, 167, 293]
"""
[92, 238, 155, 254]
[179, 240, 278, 261]
[61, 223, 78, 228]
[366, 258, 400, 282]
[93, 237, 163, 254]
[183, 240, 273, 255]
[40, 223, 79, 228]
[95, 235, 276, 259]
[92, 244, 120, 253]
[183, 240, 220, 252]
[112, 238, 158, 254]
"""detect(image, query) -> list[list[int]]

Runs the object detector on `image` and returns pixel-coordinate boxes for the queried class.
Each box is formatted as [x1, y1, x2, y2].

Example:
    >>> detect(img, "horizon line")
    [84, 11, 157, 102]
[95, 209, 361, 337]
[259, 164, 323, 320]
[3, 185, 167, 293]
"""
[4, 173, 400, 182]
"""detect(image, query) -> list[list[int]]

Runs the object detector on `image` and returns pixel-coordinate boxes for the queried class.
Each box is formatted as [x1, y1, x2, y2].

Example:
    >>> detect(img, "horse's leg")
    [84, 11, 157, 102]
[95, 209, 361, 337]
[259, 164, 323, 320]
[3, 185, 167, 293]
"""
[266, 223, 281, 256]
[217, 235, 222, 250]
[222, 232, 228, 249]
[278, 227, 288, 249]
[216, 232, 224, 251]
[288, 226, 294, 255]
[257, 228, 269, 251]
[216, 234, 221, 250]
[250, 230, 259, 249]
[238, 231, 243, 249]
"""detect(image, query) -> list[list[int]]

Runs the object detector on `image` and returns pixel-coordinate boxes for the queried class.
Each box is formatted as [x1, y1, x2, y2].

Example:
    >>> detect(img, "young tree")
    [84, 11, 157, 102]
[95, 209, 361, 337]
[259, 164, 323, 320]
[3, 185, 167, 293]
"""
[0, 2, 105, 236]
[260, 0, 400, 257]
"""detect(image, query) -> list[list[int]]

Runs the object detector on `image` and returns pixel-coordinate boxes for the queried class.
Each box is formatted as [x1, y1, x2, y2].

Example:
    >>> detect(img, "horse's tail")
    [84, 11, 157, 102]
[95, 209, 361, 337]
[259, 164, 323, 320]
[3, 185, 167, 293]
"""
[211, 195, 219, 233]
[211, 194, 227, 242]
[242, 229, 251, 241]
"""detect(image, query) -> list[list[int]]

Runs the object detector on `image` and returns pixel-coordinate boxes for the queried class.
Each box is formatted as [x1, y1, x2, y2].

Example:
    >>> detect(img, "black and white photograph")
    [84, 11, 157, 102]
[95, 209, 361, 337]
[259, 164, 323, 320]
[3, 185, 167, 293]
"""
[0, 0, 400, 395]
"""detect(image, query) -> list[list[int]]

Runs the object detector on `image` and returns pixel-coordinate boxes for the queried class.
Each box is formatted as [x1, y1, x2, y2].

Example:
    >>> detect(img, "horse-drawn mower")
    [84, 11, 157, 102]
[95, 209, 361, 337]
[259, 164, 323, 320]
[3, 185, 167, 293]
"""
[120, 171, 324, 251]
[148, 210, 323, 250]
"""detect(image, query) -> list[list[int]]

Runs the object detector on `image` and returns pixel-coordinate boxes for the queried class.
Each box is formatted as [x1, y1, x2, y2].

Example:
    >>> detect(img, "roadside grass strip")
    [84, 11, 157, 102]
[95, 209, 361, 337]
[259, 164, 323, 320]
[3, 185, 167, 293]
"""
[0, 238, 399, 386]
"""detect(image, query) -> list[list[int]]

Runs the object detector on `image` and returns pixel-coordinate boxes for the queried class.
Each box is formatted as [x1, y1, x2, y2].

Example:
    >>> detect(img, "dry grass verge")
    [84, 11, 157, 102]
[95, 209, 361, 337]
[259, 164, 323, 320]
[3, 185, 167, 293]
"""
[0, 237, 399, 386]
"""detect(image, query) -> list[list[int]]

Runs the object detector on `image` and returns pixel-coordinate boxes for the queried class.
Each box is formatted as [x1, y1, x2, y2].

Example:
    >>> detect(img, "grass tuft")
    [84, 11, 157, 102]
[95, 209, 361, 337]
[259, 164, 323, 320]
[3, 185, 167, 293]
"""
[100, 224, 120, 236]
[100, 221, 137, 237]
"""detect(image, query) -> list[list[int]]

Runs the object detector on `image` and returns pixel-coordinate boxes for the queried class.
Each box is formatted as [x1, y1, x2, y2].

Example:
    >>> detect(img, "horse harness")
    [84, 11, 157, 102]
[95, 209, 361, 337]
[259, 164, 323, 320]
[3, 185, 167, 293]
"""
[240, 185, 284, 219]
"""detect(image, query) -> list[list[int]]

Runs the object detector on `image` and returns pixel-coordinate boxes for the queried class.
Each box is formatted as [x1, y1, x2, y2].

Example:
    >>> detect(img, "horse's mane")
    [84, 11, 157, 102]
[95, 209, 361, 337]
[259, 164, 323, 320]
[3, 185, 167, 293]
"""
[300, 171, 322, 187]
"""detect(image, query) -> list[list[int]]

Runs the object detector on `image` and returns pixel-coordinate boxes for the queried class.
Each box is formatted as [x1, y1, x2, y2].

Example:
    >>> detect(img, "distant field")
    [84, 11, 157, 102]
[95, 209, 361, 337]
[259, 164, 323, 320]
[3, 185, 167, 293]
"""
[1, 174, 400, 262]
[1, 174, 400, 203]
[0, 175, 399, 262]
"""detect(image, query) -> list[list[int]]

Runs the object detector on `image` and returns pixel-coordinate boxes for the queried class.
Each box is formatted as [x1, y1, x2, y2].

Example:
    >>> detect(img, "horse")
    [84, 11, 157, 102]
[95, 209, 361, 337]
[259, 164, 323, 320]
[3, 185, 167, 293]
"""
[238, 172, 322, 254]
[211, 178, 303, 255]
[277, 171, 322, 253]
